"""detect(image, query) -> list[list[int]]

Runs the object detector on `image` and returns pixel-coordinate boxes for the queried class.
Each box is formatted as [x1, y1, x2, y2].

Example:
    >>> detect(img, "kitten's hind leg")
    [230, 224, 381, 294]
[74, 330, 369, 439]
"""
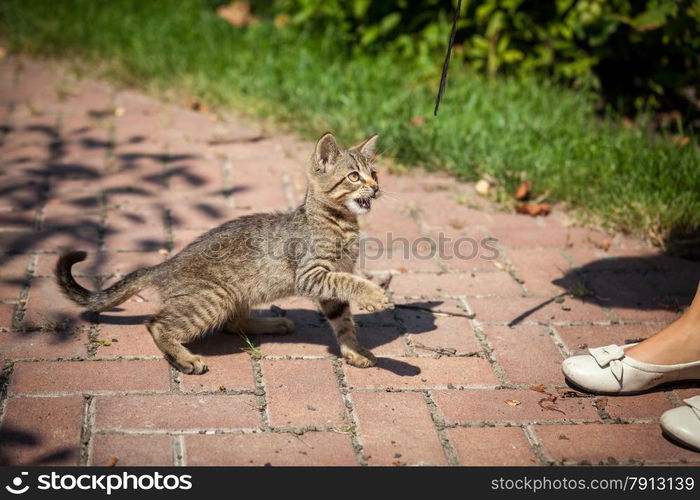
[223, 315, 295, 336]
[147, 310, 209, 375]
[318, 299, 376, 368]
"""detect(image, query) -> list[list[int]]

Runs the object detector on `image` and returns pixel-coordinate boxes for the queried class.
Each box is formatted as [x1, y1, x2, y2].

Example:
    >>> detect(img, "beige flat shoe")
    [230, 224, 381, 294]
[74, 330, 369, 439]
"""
[660, 395, 700, 451]
[562, 344, 700, 395]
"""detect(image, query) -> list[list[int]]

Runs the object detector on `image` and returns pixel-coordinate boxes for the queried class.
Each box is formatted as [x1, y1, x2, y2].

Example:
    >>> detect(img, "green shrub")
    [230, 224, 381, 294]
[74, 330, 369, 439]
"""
[268, 0, 700, 119]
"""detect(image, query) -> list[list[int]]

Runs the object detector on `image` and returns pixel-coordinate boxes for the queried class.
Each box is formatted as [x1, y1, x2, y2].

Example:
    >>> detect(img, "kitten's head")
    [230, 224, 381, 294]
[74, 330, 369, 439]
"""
[308, 132, 380, 215]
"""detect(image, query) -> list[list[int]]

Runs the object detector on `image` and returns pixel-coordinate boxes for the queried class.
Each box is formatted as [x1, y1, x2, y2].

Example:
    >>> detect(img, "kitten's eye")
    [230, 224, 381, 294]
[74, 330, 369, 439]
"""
[347, 172, 360, 182]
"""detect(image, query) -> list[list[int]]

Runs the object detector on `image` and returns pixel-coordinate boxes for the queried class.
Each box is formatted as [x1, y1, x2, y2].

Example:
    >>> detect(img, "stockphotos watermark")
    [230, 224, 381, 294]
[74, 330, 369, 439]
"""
[200, 231, 500, 265]
[4, 470, 192, 495]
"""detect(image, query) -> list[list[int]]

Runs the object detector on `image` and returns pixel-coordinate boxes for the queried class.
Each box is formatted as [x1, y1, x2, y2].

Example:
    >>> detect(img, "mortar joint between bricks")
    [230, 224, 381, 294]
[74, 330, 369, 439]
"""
[0, 361, 15, 427]
[281, 173, 296, 210]
[220, 155, 234, 209]
[170, 366, 183, 393]
[423, 390, 459, 465]
[249, 356, 271, 430]
[161, 142, 172, 191]
[331, 357, 366, 466]
[522, 424, 551, 465]
[10, 253, 38, 331]
[388, 294, 415, 356]
[79, 394, 95, 466]
[172, 435, 185, 466]
[546, 324, 571, 358]
[467, 316, 510, 386]
[446, 418, 602, 429]
[163, 207, 175, 253]
[666, 390, 683, 408]
[493, 247, 528, 294]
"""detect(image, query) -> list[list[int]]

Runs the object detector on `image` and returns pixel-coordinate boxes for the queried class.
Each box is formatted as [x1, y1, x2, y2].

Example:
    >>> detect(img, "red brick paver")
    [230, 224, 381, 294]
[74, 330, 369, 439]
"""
[0, 58, 698, 466]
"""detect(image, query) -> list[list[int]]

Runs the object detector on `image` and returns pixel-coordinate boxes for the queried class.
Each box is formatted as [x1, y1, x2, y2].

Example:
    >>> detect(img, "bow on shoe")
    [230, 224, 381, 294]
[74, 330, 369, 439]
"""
[588, 344, 626, 384]
[685, 397, 700, 419]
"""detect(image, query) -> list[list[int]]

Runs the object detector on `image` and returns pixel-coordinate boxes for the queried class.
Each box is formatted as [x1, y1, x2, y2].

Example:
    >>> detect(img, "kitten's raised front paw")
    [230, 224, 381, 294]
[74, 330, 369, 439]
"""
[344, 347, 377, 368]
[357, 286, 392, 312]
[173, 354, 208, 375]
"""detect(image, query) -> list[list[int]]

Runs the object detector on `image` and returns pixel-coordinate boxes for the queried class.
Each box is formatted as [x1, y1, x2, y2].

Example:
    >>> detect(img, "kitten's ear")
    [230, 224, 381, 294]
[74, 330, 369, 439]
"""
[353, 134, 378, 160]
[313, 132, 340, 173]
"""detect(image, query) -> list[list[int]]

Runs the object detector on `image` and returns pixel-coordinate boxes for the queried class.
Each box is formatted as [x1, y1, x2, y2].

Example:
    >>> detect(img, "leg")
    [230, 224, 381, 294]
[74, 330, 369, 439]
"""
[625, 281, 700, 364]
[318, 299, 376, 368]
[223, 315, 295, 335]
[147, 312, 208, 375]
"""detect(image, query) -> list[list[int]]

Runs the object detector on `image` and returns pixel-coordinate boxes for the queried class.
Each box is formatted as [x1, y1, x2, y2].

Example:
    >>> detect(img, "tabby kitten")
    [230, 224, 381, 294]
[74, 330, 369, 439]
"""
[56, 133, 391, 374]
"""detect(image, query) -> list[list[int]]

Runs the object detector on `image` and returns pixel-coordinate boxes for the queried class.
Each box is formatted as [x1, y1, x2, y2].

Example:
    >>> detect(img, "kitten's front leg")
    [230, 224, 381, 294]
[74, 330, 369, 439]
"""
[295, 266, 391, 312]
[318, 299, 376, 368]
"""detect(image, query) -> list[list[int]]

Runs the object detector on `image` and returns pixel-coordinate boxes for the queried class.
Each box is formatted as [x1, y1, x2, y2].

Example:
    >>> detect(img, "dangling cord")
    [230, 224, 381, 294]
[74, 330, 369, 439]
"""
[433, 0, 462, 116]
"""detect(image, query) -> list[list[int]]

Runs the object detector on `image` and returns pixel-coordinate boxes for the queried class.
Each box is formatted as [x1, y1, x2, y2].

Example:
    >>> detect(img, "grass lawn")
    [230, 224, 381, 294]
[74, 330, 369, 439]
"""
[1, 0, 698, 247]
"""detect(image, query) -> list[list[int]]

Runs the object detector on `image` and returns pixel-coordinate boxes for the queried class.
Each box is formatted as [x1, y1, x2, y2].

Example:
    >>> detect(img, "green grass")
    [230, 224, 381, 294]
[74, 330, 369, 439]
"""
[1, 0, 699, 245]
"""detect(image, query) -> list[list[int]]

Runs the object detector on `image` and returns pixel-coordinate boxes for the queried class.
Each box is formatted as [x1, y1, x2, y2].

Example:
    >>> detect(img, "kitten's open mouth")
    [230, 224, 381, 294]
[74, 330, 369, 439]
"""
[356, 197, 372, 210]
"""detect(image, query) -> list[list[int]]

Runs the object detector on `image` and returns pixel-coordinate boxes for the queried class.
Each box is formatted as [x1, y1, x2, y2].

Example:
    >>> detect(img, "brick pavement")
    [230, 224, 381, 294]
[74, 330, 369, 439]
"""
[1, 58, 699, 466]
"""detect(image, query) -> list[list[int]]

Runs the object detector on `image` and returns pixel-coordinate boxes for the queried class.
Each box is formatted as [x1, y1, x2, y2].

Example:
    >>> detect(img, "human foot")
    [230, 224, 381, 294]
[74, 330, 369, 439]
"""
[562, 344, 700, 394]
[625, 315, 700, 365]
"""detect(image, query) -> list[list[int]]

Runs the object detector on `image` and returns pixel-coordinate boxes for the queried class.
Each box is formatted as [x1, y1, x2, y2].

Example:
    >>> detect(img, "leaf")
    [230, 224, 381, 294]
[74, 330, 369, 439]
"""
[530, 384, 546, 393]
[475, 179, 491, 196]
[556, 388, 590, 399]
[587, 237, 611, 251]
[410, 115, 425, 126]
[673, 136, 690, 148]
[505, 399, 521, 407]
[273, 14, 289, 29]
[515, 180, 531, 200]
[217, 1, 259, 27]
[106, 457, 119, 467]
[629, 4, 675, 32]
[515, 203, 551, 216]
[538, 398, 566, 414]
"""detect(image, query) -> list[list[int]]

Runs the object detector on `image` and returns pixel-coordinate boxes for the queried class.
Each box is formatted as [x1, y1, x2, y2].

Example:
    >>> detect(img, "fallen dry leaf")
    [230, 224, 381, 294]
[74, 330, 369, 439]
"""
[185, 96, 210, 114]
[0, 47, 7, 60]
[532, 384, 567, 414]
[537, 394, 566, 415]
[515, 203, 552, 217]
[217, 1, 259, 27]
[505, 399, 521, 407]
[106, 457, 119, 467]
[587, 237, 611, 251]
[410, 115, 425, 126]
[673, 135, 690, 148]
[556, 389, 590, 399]
[475, 179, 491, 196]
[515, 180, 531, 200]
[397, 267, 408, 274]
[274, 13, 290, 28]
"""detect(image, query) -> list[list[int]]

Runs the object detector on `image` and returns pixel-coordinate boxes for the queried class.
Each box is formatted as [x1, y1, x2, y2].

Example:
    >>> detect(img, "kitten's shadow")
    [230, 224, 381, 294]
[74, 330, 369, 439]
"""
[96, 301, 444, 377]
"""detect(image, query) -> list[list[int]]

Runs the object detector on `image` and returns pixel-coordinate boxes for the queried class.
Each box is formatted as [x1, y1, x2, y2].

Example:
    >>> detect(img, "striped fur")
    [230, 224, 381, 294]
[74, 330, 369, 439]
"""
[55, 133, 390, 374]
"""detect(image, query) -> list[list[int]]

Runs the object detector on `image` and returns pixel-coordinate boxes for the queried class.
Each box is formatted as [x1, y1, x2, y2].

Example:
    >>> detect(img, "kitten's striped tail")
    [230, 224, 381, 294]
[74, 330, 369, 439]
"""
[55, 251, 156, 312]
